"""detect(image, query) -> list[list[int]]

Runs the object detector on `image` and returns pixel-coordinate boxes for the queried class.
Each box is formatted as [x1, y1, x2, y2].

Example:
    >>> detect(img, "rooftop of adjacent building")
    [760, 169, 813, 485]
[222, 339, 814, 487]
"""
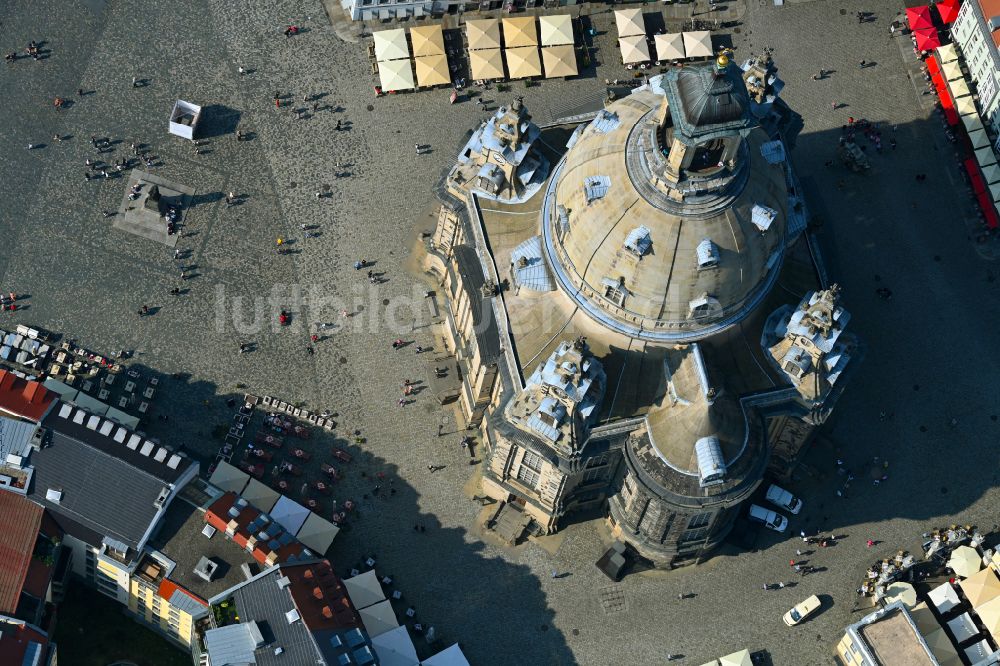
[0, 616, 53, 666]
[0, 370, 56, 423]
[145, 496, 262, 602]
[856, 606, 936, 666]
[0, 493, 45, 617]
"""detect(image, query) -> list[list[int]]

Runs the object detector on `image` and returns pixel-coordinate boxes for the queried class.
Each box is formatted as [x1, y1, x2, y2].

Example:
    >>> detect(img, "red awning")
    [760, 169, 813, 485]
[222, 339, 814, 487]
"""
[936, 0, 960, 24]
[907, 6, 934, 30]
[963, 158, 999, 228]
[914, 27, 941, 51]
[929, 65, 959, 125]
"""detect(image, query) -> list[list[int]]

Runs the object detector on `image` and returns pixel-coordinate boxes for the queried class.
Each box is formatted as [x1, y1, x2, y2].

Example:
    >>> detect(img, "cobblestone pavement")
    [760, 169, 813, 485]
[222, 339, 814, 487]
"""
[2, 0, 999, 664]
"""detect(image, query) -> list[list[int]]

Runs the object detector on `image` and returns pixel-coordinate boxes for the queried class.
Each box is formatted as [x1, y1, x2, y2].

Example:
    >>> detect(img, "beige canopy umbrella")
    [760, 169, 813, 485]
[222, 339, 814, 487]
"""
[909, 602, 941, 635]
[468, 48, 505, 80]
[683, 30, 714, 58]
[937, 43, 958, 63]
[960, 567, 1000, 607]
[378, 58, 415, 91]
[619, 35, 651, 65]
[503, 17, 538, 48]
[968, 127, 990, 149]
[942, 59, 963, 81]
[956, 96, 978, 117]
[990, 182, 1000, 202]
[539, 14, 573, 46]
[964, 112, 986, 133]
[977, 594, 1000, 642]
[541, 45, 578, 78]
[373, 29, 410, 62]
[948, 545, 983, 578]
[654, 33, 686, 60]
[467, 19, 501, 51]
[949, 77, 971, 99]
[923, 627, 964, 666]
[505, 46, 541, 79]
[718, 649, 752, 666]
[414, 54, 451, 87]
[976, 146, 997, 167]
[615, 8, 645, 37]
[410, 24, 445, 57]
[983, 162, 1000, 184]
[884, 582, 918, 609]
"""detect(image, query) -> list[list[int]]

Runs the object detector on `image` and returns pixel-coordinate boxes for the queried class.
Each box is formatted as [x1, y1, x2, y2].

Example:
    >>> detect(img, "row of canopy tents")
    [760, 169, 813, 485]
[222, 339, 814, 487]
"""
[614, 9, 712, 65]
[374, 25, 451, 91]
[932, 43, 1000, 228]
[466, 16, 578, 80]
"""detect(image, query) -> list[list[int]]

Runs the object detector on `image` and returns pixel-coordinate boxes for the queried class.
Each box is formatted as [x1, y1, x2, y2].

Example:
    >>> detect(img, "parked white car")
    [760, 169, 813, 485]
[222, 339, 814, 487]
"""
[765, 484, 803, 515]
[783, 595, 822, 626]
[748, 504, 788, 532]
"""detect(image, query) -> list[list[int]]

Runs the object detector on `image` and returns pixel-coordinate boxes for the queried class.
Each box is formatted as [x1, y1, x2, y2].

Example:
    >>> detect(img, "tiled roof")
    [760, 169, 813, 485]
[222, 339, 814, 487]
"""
[0, 493, 43, 614]
[0, 371, 55, 422]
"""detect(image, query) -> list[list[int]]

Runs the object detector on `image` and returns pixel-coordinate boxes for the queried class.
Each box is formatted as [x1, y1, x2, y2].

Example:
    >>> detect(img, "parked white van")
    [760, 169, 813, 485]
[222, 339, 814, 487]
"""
[748, 503, 788, 532]
[765, 484, 803, 515]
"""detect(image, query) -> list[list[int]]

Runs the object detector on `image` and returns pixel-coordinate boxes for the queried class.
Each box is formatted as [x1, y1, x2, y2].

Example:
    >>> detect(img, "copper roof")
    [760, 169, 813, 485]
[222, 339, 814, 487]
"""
[0, 493, 44, 614]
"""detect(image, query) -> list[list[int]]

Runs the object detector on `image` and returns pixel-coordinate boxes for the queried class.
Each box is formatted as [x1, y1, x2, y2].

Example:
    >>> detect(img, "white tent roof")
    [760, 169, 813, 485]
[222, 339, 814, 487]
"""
[928, 581, 961, 614]
[374, 29, 410, 62]
[983, 162, 1000, 184]
[942, 59, 963, 81]
[421, 643, 471, 666]
[989, 181, 1000, 202]
[241, 478, 280, 512]
[468, 48, 505, 80]
[683, 31, 713, 58]
[937, 43, 959, 63]
[209, 461, 250, 494]
[269, 495, 311, 534]
[502, 17, 538, 48]
[975, 145, 997, 168]
[414, 54, 451, 87]
[541, 45, 578, 78]
[539, 15, 574, 46]
[359, 599, 399, 638]
[968, 127, 990, 149]
[505, 46, 542, 79]
[343, 570, 386, 610]
[948, 76, 971, 99]
[372, 626, 419, 666]
[467, 19, 501, 50]
[654, 33, 686, 60]
[379, 58, 416, 92]
[615, 8, 645, 37]
[619, 35, 651, 64]
[956, 96, 978, 117]
[963, 112, 985, 133]
[295, 511, 339, 555]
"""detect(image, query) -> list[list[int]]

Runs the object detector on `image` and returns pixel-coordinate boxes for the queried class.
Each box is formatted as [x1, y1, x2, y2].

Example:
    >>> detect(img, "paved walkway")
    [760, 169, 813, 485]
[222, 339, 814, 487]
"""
[2, 0, 999, 664]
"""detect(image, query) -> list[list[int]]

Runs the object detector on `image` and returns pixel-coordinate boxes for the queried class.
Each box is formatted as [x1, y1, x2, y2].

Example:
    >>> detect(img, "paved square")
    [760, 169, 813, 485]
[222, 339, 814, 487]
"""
[2, 0, 999, 664]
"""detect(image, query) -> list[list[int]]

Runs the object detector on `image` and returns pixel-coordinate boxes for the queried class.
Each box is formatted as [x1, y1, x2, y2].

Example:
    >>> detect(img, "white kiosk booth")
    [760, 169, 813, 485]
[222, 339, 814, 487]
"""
[169, 100, 202, 140]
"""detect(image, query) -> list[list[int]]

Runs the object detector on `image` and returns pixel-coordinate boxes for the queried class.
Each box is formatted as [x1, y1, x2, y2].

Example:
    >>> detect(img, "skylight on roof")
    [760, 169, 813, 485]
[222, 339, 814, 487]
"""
[624, 226, 652, 257]
[751, 204, 777, 232]
[584, 175, 611, 203]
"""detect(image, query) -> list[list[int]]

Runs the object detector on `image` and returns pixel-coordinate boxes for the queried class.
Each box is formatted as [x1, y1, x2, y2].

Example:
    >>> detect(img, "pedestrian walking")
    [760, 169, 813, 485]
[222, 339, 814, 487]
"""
[831, 101, 838, 110]
[238, 66, 246, 75]
[866, 539, 875, 548]
[311, 334, 319, 343]
[336, 119, 342, 130]
[77, 87, 84, 97]
[312, 102, 318, 113]
[131, 76, 138, 87]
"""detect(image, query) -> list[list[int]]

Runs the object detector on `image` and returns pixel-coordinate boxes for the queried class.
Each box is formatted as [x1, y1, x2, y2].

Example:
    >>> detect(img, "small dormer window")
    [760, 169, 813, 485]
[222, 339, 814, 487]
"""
[696, 238, 719, 269]
[689, 294, 721, 319]
[584, 176, 611, 203]
[624, 226, 652, 257]
[751, 204, 777, 232]
[601, 277, 629, 307]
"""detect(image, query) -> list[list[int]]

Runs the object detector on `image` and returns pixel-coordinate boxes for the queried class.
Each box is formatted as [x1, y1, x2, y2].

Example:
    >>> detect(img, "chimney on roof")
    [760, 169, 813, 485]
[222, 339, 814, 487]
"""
[313, 586, 324, 600]
[322, 606, 333, 619]
[22, 382, 41, 402]
[990, 16, 1000, 31]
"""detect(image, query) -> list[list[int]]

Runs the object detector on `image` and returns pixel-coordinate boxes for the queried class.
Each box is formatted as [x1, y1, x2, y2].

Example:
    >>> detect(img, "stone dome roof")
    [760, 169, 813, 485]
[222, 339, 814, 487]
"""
[540, 81, 789, 343]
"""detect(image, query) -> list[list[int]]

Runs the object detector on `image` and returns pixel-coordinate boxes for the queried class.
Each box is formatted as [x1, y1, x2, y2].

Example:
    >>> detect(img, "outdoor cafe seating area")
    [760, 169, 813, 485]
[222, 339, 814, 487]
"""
[614, 8, 713, 70]
[369, 15, 580, 94]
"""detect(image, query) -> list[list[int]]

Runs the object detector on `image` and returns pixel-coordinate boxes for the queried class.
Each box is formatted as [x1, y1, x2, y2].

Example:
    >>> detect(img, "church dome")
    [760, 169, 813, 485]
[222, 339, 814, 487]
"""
[540, 71, 790, 343]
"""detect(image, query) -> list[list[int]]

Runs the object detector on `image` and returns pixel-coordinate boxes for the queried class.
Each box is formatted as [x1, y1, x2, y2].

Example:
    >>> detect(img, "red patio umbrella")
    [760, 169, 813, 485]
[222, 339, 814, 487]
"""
[914, 27, 941, 51]
[936, 0, 960, 24]
[907, 6, 934, 31]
